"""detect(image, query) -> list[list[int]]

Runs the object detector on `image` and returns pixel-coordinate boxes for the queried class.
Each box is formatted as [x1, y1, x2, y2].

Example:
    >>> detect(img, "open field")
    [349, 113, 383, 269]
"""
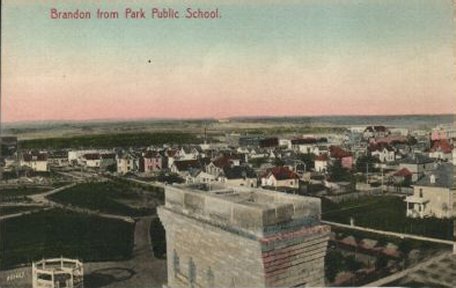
[48, 181, 159, 217]
[20, 132, 200, 149]
[0, 209, 134, 269]
[0, 205, 43, 216]
[5, 114, 454, 140]
[0, 187, 51, 202]
[322, 196, 454, 240]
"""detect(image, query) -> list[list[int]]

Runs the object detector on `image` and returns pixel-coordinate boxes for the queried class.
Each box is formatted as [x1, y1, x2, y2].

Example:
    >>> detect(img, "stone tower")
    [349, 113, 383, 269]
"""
[158, 184, 330, 288]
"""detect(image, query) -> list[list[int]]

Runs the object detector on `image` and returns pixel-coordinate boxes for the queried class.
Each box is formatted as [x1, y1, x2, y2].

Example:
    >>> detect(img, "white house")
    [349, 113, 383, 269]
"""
[260, 167, 300, 189]
[20, 152, 48, 172]
[314, 154, 329, 173]
[117, 153, 138, 174]
[405, 163, 455, 218]
[370, 146, 395, 163]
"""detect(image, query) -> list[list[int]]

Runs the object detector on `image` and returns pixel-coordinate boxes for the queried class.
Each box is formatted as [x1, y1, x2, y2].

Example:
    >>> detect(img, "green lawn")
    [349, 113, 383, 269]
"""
[0, 187, 50, 202]
[48, 181, 158, 217]
[0, 205, 43, 215]
[0, 209, 134, 269]
[322, 196, 454, 240]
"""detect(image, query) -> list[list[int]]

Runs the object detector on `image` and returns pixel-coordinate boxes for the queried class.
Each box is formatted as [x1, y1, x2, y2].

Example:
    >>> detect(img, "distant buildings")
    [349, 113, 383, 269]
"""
[158, 184, 330, 287]
[20, 152, 49, 172]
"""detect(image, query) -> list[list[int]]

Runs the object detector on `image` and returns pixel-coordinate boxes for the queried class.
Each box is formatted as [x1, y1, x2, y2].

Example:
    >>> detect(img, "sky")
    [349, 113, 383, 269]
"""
[2, 0, 455, 122]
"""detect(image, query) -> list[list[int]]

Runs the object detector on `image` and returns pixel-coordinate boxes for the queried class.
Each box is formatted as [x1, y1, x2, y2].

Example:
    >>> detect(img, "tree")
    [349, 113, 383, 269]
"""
[298, 153, 315, 170]
[328, 161, 352, 182]
[376, 254, 389, 269]
[355, 155, 379, 173]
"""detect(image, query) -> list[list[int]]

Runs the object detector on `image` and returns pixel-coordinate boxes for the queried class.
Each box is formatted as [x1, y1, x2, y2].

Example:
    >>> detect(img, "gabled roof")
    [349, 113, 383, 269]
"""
[212, 156, 233, 169]
[368, 143, 395, 152]
[262, 166, 299, 180]
[315, 154, 329, 161]
[430, 139, 453, 154]
[291, 137, 327, 145]
[223, 166, 256, 179]
[393, 168, 412, 177]
[22, 152, 48, 162]
[83, 153, 100, 160]
[173, 160, 201, 172]
[414, 163, 454, 189]
[400, 153, 434, 165]
[329, 146, 352, 159]
[143, 150, 161, 158]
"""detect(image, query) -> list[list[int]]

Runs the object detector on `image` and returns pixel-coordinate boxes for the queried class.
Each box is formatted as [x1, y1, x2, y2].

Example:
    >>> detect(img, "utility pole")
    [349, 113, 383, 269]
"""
[366, 162, 369, 184]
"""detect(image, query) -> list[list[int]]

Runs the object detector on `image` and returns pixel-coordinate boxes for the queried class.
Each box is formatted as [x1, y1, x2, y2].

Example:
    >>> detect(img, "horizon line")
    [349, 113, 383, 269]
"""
[2, 112, 455, 126]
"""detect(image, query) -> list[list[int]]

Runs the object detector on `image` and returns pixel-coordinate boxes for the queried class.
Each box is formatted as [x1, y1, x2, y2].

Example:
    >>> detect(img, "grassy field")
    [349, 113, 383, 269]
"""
[322, 196, 454, 240]
[0, 209, 134, 269]
[20, 132, 200, 149]
[48, 181, 158, 217]
[0, 205, 43, 216]
[0, 187, 51, 202]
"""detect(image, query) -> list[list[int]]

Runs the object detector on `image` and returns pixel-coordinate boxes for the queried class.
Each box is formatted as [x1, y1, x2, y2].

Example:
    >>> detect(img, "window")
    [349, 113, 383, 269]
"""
[173, 250, 180, 276]
[207, 267, 215, 288]
[188, 257, 196, 288]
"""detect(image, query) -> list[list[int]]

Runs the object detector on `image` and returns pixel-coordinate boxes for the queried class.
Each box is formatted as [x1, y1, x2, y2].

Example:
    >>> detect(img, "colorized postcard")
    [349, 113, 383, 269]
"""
[1, 0, 455, 287]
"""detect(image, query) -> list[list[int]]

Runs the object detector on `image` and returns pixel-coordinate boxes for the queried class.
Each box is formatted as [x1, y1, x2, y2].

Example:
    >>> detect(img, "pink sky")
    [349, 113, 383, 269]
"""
[2, 1, 455, 122]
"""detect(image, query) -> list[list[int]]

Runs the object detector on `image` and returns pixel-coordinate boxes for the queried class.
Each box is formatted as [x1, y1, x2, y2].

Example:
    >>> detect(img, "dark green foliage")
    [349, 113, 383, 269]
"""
[328, 161, 353, 182]
[0, 205, 42, 215]
[150, 218, 166, 259]
[325, 249, 345, 282]
[0, 187, 50, 202]
[48, 181, 157, 217]
[297, 153, 315, 170]
[20, 132, 199, 149]
[322, 196, 454, 240]
[325, 250, 363, 283]
[0, 209, 134, 269]
[249, 157, 268, 168]
[155, 172, 185, 184]
[355, 155, 379, 173]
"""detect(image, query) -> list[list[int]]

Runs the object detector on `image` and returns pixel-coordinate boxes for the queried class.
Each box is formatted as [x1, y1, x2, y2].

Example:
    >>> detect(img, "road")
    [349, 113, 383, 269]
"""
[321, 220, 454, 246]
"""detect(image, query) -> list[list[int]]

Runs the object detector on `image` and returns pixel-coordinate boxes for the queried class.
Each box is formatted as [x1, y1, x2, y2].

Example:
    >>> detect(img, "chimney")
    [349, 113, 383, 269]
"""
[430, 174, 436, 184]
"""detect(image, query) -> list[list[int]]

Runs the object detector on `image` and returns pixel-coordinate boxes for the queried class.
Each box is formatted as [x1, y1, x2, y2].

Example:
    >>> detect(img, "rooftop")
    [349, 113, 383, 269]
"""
[161, 183, 321, 237]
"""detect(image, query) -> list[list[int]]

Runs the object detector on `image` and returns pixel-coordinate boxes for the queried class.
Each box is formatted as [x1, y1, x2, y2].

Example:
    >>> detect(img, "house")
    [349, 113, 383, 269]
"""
[47, 151, 69, 167]
[220, 166, 257, 187]
[428, 139, 453, 161]
[260, 166, 300, 189]
[363, 126, 389, 140]
[399, 154, 436, 182]
[405, 163, 455, 218]
[170, 159, 201, 177]
[140, 151, 165, 173]
[291, 138, 327, 154]
[259, 137, 279, 149]
[369, 144, 395, 163]
[20, 152, 48, 172]
[391, 168, 412, 185]
[187, 170, 217, 184]
[165, 148, 181, 168]
[206, 155, 238, 177]
[117, 152, 138, 174]
[82, 153, 116, 169]
[329, 146, 353, 169]
[314, 154, 329, 173]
